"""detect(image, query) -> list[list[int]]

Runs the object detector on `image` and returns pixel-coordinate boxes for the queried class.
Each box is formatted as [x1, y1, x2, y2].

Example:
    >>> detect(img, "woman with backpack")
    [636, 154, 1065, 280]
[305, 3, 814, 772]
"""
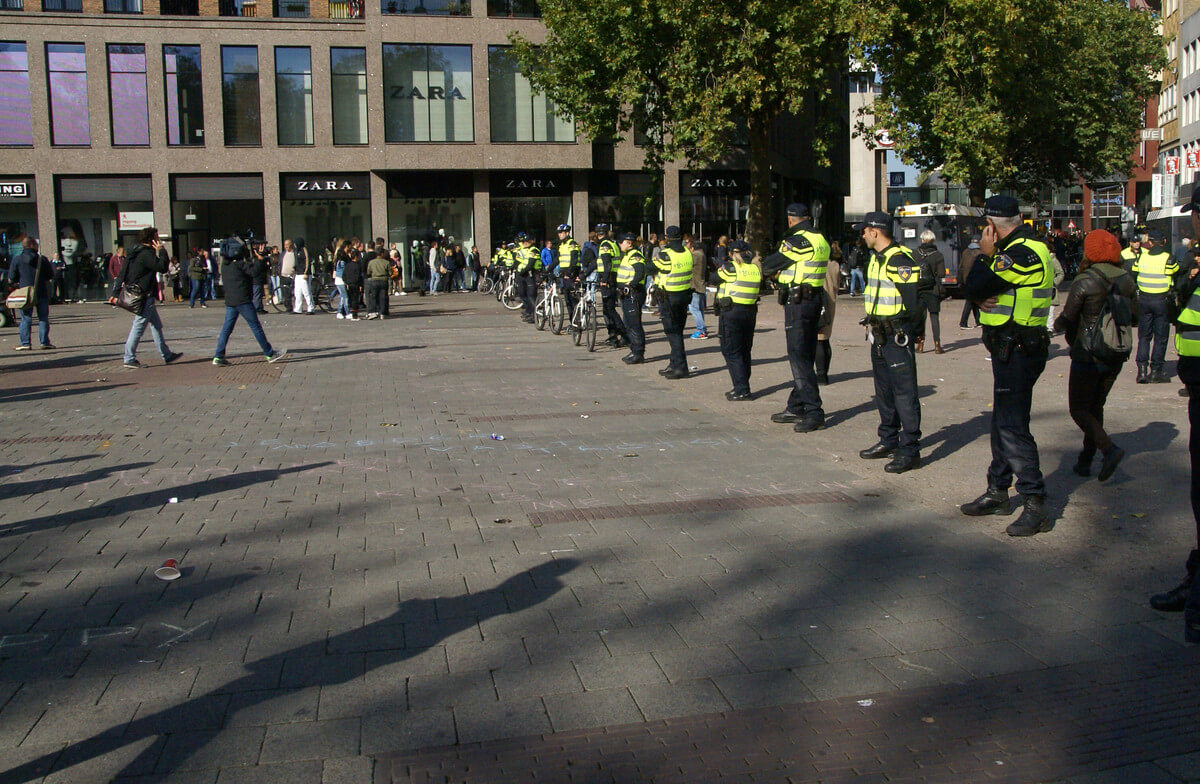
[1054, 229, 1137, 481]
[913, 230, 946, 353]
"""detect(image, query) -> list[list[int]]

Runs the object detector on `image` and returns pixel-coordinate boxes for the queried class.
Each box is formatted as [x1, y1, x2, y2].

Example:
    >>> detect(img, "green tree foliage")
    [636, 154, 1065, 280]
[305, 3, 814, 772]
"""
[854, 0, 1165, 204]
[510, 0, 849, 251]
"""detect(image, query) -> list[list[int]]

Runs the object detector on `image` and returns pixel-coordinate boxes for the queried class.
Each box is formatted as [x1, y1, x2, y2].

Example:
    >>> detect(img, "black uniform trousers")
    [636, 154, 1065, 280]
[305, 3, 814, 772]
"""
[661, 290, 692, 371]
[601, 284, 625, 340]
[784, 294, 824, 419]
[870, 331, 921, 457]
[560, 272, 578, 321]
[519, 272, 536, 317]
[1189, 383, 1200, 540]
[1137, 295, 1171, 367]
[986, 342, 1047, 497]
[720, 304, 757, 394]
[619, 288, 646, 357]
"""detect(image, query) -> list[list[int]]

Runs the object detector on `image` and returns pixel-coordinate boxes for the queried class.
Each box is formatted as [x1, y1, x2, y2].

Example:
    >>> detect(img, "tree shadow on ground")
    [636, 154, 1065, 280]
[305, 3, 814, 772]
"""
[0, 559, 580, 784]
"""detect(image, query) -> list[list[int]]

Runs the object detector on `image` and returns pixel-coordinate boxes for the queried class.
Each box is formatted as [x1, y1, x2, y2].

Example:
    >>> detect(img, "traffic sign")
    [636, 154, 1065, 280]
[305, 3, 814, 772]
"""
[874, 130, 894, 149]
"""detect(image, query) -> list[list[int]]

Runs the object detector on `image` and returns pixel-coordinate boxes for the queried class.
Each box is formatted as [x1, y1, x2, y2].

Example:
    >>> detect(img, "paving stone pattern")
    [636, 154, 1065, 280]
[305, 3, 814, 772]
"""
[0, 294, 1198, 783]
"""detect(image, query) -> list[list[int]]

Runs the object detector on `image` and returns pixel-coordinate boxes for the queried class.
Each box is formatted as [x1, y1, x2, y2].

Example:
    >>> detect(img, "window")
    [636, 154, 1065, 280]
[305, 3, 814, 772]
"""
[381, 0, 468, 15]
[487, 0, 536, 16]
[43, 0, 82, 9]
[222, 46, 260, 146]
[331, 47, 367, 145]
[164, 45, 203, 146]
[275, 47, 313, 145]
[160, 0, 199, 13]
[0, 0, 23, 9]
[273, 0, 307, 16]
[0, 43, 33, 146]
[383, 44, 473, 142]
[488, 46, 573, 143]
[105, 0, 142, 11]
[107, 44, 149, 146]
[47, 43, 89, 146]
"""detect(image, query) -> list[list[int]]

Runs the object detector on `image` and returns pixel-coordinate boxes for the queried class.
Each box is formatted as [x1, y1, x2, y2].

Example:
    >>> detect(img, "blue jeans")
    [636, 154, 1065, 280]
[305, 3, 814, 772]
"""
[688, 291, 707, 334]
[429, 268, 441, 293]
[850, 268, 865, 295]
[124, 299, 172, 363]
[18, 297, 50, 347]
[190, 278, 208, 306]
[335, 283, 350, 316]
[215, 302, 273, 359]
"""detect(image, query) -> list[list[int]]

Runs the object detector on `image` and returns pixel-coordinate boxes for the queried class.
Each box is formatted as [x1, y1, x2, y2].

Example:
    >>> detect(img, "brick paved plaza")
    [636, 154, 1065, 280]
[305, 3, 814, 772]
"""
[1, 295, 1199, 783]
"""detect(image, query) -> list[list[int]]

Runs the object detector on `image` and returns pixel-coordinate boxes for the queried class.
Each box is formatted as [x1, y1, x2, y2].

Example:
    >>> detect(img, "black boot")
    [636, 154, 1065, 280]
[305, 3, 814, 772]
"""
[1150, 550, 1200, 612]
[1072, 449, 1095, 477]
[960, 487, 1011, 516]
[1005, 495, 1050, 536]
[1136, 363, 1150, 384]
[1151, 364, 1170, 383]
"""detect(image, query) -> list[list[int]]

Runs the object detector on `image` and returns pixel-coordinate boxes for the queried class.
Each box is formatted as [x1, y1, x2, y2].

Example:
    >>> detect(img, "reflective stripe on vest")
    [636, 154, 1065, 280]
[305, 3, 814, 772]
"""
[1177, 287, 1200, 356]
[864, 245, 912, 317]
[517, 247, 540, 273]
[979, 238, 1053, 327]
[717, 261, 762, 304]
[660, 248, 694, 292]
[557, 239, 580, 268]
[1135, 251, 1173, 295]
[597, 240, 620, 274]
[776, 229, 831, 287]
[616, 249, 645, 285]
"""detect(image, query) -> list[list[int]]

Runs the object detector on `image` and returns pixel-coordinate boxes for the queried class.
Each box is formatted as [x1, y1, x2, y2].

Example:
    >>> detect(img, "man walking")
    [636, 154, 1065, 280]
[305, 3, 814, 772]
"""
[212, 232, 287, 366]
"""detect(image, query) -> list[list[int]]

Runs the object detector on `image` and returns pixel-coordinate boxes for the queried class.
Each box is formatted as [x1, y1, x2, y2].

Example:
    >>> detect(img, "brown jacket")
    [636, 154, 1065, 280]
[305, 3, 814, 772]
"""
[690, 246, 707, 293]
[818, 260, 840, 340]
[1054, 261, 1136, 364]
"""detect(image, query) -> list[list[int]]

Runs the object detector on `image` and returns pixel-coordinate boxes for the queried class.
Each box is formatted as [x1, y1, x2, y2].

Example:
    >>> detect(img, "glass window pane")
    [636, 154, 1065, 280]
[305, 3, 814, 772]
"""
[331, 47, 367, 145]
[222, 46, 260, 146]
[488, 45, 572, 143]
[47, 43, 89, 146]
[275, 46, 312, 145]
[0, 42, 33, 146]
[164, 45, 203, 146]
[108, 44, 149, 145]
[383, 44, 472, 143]
[381, 0, 468, 15]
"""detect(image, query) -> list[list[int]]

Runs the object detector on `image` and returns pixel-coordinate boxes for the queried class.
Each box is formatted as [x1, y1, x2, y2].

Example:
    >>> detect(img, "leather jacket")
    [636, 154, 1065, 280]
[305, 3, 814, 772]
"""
[1054, 261, 1136, 364]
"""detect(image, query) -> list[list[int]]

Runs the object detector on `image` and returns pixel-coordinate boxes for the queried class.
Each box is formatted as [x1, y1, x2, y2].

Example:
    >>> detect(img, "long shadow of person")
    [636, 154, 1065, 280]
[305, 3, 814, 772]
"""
[2, 558, 580, 783]
[920, 411, 992, 466]
[0, 461, 154, 501]
[0, 463, 334, 538]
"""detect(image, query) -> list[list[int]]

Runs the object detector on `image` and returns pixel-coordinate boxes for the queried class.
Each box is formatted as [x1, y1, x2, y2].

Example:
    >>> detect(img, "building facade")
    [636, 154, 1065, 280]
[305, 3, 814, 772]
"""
[0, 1, 847, 285]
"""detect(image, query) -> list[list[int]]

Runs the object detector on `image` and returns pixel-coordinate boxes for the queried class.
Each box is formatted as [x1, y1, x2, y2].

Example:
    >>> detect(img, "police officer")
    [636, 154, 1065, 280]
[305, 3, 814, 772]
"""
[555, 223, 581, 325]
[1151, 183, 1200, 643]
[1120, 232, 1144, 274]
[858, 211, 922, 473]
[716, 239, 761, 400]
[960, 195, 1055, 536]
[653, 225, 694, 379]
[760, 203, 831, 431]
[514, 232, 540, 322]
[594, 224, 627, 346]
[1133, 228, 1179, 383]
[616, 232, 648, 364]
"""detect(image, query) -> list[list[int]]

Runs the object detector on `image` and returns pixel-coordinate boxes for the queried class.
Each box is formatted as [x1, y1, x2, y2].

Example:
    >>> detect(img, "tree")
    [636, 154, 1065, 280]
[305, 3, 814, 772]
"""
[509, 0, 850, 253]
[853, 0, 1165, 205]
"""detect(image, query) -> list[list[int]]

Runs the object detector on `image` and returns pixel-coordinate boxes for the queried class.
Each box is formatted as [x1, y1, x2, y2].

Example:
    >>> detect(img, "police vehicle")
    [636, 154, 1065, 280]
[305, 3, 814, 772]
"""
[893, 203, 987, 296]
[1146, 203, 1194, 261]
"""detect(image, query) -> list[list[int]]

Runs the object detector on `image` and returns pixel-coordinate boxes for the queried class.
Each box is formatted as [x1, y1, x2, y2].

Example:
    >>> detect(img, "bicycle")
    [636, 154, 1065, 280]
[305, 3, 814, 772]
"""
[477, 267, 497, 295]
[534, 275, 567, 334]
[311, 272, 335, 313]
[269, 277, 294, 313]
[569, 279, 599, 351]
[498, 268, 522, 311]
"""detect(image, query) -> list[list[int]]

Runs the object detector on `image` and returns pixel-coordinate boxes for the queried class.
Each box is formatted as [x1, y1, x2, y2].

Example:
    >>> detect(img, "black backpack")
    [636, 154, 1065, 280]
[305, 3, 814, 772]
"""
[1081, 268, 1134, 365]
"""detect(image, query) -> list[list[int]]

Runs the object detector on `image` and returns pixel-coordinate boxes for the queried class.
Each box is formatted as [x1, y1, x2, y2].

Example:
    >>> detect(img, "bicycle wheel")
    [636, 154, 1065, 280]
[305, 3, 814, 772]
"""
[327, 288, 343, 314]
[314, 283, 333, 313]
[270, 284, 291, 313]
[572, 303, 583, 345]
[479, 276, 494, 295]
[502, 282, 522, 310]
[534, 295, 548, 330]
[550, 294, 566, 335]
[585, 301, 598, 352]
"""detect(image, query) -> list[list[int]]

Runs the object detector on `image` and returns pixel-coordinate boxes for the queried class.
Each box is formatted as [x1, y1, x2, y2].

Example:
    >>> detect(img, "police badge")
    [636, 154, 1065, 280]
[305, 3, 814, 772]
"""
[993, 254, 1014, 272]
[897, 265, 913, 281]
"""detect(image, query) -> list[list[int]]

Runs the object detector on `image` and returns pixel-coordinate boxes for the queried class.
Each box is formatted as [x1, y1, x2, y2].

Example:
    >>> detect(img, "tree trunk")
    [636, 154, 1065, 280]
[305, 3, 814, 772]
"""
[745, 112, 774, 257]
[968, 172, 988, 207]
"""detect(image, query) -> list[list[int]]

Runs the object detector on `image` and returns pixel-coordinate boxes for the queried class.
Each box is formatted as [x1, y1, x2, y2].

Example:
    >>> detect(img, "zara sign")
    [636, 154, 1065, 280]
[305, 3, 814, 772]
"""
[282, 173, 371, 200]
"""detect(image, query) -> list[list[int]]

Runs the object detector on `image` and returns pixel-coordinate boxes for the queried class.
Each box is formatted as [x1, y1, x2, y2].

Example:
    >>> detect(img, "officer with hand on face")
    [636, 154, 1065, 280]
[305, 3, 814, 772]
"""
[716, 239, 762, 400]
[960, 195, 1055, 537]
[857, 211, 923, 474]
[653, 225, 695, 379]
[615, 232, 648, 363]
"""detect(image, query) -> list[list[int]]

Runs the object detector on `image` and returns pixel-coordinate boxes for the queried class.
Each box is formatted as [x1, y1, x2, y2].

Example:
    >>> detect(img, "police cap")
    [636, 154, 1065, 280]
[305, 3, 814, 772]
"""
[1184, 184, 1200, 213]
[854, 211, 891, 231]
[618, 232, 637, 242]
[556, 223, 571, 233]
[984, 195, 1020, 218]
[785, 203, 810, 218]
[514, 231, 530, 242]
[1146, 228, 1167, 245]
[664, 225, 682, 240]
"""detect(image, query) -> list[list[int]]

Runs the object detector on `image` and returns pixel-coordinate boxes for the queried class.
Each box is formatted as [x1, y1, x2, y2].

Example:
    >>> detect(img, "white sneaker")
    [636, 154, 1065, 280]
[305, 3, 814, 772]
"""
[347, 315, 358, 321]
[336, 313, 344, 319]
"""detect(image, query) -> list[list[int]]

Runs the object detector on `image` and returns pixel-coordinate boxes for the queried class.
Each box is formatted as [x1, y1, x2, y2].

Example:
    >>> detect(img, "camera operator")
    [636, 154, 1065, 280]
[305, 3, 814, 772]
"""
[211, 231, 287, 366]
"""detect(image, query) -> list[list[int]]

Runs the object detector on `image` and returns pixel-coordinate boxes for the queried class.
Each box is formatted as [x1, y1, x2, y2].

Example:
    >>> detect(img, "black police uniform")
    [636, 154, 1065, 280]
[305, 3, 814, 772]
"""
[716, 244, 760, 398]
[864, 242, 922, 463]
[516, 242, 538, 320]
[597, 236, 626, 344]
[558, 238, 581, 319]
[617, 247, 648, 362]
[654, 238, 693, 375]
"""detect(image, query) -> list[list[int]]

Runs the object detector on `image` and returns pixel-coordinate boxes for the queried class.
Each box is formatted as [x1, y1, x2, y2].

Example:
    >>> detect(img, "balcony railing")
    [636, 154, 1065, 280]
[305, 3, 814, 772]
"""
[43, 0, 82, 10]
[218, 0, 257, 14]
[381, 0, 467, 14]
[330, 0, 362, 17]
[273, 0, 307, 15]
[160, 0, 197, 13]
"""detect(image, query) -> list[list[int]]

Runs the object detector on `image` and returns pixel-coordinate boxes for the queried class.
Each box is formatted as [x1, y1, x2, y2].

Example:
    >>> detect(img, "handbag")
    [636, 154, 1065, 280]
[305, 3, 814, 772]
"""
[6, 252, 43, 312]
[114, 282, 147, 314]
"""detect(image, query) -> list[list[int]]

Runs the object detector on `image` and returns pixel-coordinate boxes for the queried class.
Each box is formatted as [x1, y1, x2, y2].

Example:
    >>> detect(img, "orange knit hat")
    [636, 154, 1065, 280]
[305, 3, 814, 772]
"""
[1083, 229, 1121, 264]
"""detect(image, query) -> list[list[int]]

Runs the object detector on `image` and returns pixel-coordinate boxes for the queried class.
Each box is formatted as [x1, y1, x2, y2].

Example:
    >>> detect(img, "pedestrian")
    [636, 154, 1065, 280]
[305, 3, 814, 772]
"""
[716, 239, 761, 400]
[50, 253, 65, 304]
[7, 236, 54, 351]
[365, 246, 390, 319]
[857, 211, 922, 473]
[595, 224, 627, 346]
[342, 240, 364, 320]
[816, 248, 840, 384]
[760, 203, 832, 432]
[212, 232, 286, 366]
[109, 226, 182, 369]
[651, 225, 694, 379]
[616, 232, 648, 364]
[168, 256, 182, 301]
[686, 234, 709, 340]
[1150, 182, 1200, 643]
[1054, 229, 1134, 482]
[960, 195, 1055, 536]
[427, 240, 441, 295]
[514, 232, 540, 323]
[845, 237, 866, 297]
[292, 238, 315, 314]
[1133, 229, 1179, 384]
[206, 245, 220, 299]
[468, 245, 482, 291]
[249, 239, 269, 313]
[914, 230, 945, 353]
[1046, 248, 1065, 332]
[333, 241, 351, 319]
[958, 237, 983, 328]
[555, 224, 581, 324]
[108, 245, 125, 282]
[541, 240, 555, 281]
